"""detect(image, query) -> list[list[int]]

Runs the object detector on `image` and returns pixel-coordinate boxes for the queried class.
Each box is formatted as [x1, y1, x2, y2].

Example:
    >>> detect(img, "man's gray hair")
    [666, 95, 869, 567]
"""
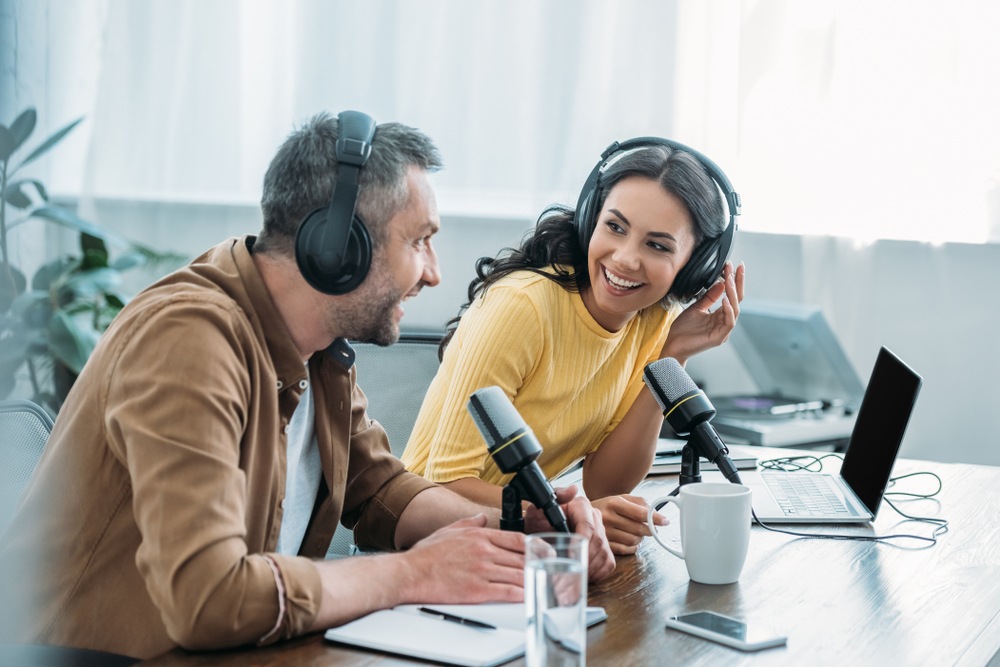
[257, 112, 442, 256]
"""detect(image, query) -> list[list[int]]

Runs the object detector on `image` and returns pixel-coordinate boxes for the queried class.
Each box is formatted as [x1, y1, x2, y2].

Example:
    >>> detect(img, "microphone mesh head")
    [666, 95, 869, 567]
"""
[467, 386, 525, 447]
[644, 358, 699, 404]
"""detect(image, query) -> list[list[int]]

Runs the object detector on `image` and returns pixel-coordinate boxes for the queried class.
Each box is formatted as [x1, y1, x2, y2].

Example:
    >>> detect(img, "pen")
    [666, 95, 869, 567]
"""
[418, 607, 498, 630]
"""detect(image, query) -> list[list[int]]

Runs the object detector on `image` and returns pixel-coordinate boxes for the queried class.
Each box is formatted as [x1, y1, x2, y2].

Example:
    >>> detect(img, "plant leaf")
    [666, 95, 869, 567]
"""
[31, 256, 77, 291]
[14, 116, 84, 172]
[1, 262, 28, 311]
[11, 290, 53, 328]
[9, 108, 38, 153]
[55, 267, 121, 305]
[3, 178, 49, 206]
[0, 334, 33, 363]
[110, 251, 148, 271]
[29, 205, 134, 249]
[81, 248, 110, 271]
[80, 233, 109, 265]
[2, 181, 33, 208]
[28, 205, 181, 265]
[48, 309, 100, 374]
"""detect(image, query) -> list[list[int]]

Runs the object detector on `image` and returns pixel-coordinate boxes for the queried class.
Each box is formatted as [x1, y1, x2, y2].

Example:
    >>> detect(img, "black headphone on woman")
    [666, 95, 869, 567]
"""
[574, 137, 741, 300]
[295, 110, 377, 295]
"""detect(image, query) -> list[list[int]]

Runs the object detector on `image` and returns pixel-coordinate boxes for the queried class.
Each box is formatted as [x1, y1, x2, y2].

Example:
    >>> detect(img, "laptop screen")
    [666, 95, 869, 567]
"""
[839, 347, 923, 516]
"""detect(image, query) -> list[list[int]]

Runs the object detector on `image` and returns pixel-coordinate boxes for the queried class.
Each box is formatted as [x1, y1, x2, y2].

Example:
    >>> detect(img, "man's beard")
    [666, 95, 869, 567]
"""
[333, 276, 403, 347]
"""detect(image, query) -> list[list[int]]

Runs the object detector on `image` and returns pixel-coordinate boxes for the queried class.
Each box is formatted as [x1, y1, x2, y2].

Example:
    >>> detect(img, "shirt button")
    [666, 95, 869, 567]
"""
[276, 380, 283, 390]
[298, 379, 308, 390]
[279, 498, 285, 509]
[283, 423, 290, 434]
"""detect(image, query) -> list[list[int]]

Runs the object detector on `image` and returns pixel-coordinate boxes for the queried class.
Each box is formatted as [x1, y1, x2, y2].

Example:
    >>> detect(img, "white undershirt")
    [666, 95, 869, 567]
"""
[276, 377, 322, 556]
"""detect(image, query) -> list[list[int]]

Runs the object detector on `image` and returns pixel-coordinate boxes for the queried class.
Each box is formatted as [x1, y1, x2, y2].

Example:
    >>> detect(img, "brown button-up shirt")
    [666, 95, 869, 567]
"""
[0, 236, 435, 659]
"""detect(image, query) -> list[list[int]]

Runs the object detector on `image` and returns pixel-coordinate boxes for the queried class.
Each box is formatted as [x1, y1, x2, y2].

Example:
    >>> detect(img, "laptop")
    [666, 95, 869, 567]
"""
[741, 347, 922, 523]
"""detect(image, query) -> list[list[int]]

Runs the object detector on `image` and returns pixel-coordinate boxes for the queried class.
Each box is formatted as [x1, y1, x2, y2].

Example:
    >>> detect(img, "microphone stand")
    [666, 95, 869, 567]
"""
[678, 441, 702, 487]
[500, 483, 525, 532]
[656, 432, 743, 509]
[662, 440, 701, 500]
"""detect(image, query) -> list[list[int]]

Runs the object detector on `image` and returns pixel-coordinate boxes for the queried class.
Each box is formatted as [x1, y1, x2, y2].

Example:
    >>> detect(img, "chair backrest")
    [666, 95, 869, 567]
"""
[351, 332, 444, 457]
[326, 331, 443, 558]
[0, 399, 54, 537]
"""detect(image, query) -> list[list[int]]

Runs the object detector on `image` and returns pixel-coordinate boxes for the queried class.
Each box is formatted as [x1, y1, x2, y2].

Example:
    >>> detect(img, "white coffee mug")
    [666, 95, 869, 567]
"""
[648, 482, 752, 585]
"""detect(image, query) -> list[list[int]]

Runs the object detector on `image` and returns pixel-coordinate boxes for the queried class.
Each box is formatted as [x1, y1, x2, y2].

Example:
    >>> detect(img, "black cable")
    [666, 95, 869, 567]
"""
[757, 453, 843, 473]
[749, 457, 948, 547]
[751, 507, 947, 547]
[651, 457, 949, 548]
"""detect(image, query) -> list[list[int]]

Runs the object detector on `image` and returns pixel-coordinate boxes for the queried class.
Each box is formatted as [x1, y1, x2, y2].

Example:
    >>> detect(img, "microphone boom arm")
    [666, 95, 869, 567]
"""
[689, 421, 743, 484]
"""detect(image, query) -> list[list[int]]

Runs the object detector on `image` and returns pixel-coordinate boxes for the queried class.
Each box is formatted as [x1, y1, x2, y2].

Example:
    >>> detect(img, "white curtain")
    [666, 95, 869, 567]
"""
[674, 0, 1000, 244]
[80, 0, 684, 220]
[14, 0, 998, 244]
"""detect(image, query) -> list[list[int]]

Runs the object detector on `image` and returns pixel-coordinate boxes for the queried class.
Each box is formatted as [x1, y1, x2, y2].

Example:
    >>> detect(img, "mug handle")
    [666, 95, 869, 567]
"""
[648, 495, 684, 559]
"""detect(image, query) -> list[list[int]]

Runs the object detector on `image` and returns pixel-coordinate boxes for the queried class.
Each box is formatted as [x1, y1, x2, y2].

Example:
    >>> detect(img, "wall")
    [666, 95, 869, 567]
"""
[722, 232, 1000, 468]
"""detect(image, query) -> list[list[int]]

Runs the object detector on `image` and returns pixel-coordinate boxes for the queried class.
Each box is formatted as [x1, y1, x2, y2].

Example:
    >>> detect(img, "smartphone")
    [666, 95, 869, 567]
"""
[665, 610, 787, 652]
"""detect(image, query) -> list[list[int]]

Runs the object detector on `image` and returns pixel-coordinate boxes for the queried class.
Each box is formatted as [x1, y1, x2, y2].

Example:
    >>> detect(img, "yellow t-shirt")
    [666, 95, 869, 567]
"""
[402, 270, 677, 485]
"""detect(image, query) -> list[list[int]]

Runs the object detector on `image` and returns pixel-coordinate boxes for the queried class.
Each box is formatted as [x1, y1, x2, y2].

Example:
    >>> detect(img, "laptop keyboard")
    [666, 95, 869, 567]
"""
[763, 474, 858, 518]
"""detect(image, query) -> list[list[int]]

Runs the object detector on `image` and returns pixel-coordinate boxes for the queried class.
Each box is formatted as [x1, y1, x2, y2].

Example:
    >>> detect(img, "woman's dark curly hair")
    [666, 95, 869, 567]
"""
[439, 144, 725, 358]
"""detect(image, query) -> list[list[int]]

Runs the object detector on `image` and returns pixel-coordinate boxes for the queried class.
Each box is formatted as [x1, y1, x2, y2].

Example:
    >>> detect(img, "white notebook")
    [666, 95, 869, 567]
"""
[324, 603, 607, 667]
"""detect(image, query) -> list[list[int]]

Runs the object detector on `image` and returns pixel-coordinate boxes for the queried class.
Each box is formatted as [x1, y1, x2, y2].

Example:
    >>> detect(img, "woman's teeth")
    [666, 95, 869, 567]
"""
[605, 268, 641, 290]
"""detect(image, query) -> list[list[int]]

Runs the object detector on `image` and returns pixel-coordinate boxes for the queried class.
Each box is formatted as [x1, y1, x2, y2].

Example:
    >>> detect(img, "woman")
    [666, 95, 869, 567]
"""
[402, 139, 746, 554]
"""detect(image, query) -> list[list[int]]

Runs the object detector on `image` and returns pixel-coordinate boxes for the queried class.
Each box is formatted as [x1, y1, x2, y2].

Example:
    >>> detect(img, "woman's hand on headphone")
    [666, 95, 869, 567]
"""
[660, 262, 745, 364]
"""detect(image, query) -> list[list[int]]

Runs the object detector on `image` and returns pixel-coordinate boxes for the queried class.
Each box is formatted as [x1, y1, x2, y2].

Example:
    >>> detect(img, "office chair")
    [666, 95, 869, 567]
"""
[0, 643, 139, 666]
[326, 331, 444, 558]
[0, 399, 54, 538]
[0, 401, 140, 666]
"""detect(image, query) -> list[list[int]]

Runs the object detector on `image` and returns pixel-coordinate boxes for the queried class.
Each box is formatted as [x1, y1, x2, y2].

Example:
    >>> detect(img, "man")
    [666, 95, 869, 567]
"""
[0, 112, 615, 660]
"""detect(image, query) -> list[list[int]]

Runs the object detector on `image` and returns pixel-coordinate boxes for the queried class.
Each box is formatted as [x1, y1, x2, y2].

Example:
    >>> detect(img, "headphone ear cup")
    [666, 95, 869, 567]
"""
[336, 216, 372, 293]
[670, 235, 722, 301]
[295, 208, 372, 295]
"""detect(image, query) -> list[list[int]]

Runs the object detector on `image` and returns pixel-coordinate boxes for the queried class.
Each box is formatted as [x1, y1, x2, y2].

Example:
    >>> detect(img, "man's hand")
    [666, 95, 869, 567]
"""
[525, 487, 616, 582]
[397, 515, 526, 604]
[311, 515, 526, 632]
[592, 495, 668, 556]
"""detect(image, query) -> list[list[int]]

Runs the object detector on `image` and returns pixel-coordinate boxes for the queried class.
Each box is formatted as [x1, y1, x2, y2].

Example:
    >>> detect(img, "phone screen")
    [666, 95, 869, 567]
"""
[667, 611, 786, 651]
[675, 612, 749, 641]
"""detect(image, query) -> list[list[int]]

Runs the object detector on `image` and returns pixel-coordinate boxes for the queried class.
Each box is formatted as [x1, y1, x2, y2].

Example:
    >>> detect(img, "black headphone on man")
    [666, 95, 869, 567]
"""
[295, 110, 377, 295]
[574, 137, 741, 301]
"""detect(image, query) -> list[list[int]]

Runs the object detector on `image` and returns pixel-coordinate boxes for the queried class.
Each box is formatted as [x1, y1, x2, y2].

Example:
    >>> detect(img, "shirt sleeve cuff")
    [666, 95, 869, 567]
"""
[257, 555, 287, 645]
[255, 554, 323, 645]
[353, 472, 437, 551]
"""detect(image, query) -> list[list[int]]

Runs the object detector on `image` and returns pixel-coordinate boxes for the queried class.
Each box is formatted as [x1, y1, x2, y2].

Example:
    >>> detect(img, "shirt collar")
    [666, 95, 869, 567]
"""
[228, 236, 308, 390]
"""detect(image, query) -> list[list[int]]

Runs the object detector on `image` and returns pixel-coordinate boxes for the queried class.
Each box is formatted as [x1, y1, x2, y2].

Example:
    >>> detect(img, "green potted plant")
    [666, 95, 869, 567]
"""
[1, 107, 183, 413]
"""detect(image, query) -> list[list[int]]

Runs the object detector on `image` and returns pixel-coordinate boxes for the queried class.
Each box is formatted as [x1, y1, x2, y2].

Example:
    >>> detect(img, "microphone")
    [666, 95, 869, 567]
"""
[466, 386, 570, 533]
[643, 358, 742, 484]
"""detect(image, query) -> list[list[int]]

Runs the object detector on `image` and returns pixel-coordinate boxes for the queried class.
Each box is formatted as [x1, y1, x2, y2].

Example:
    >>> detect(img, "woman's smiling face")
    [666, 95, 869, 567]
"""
[581, 175, 696, 332]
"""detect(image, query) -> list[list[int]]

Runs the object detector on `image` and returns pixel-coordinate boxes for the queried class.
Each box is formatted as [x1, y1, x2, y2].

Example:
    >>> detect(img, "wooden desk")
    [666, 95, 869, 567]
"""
[144, 456, 1000, 666]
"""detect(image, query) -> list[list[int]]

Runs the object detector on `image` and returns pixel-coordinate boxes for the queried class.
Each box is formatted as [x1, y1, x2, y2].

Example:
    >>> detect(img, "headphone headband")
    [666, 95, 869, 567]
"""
[609, 137, 741, 217]
[295, 110, 377, 295]
[574, 136, 740, 302]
